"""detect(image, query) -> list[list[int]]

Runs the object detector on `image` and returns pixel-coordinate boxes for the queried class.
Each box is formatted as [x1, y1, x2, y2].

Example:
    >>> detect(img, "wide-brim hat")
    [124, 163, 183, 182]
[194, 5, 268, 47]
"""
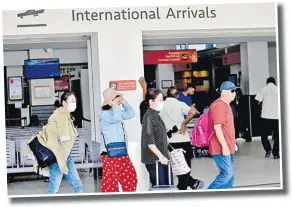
[102, 88, 123, 106]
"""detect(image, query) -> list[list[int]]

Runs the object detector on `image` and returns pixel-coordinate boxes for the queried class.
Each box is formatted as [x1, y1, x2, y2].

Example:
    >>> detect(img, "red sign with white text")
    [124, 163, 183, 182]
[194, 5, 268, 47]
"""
[109, 80, 136, 91]
[222, 52, 241, 65]
[144, 50, 198, 65]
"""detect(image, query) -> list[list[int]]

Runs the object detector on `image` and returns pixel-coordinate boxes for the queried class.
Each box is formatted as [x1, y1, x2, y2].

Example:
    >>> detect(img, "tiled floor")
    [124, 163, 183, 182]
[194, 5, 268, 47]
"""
[7, 137, 281, 196]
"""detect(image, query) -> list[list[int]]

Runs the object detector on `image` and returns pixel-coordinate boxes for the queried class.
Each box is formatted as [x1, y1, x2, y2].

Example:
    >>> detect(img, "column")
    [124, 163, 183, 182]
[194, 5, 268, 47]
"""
[155, 64, 175, 94]
[94, 29, 149, 191]
[240, 42, 270, 95]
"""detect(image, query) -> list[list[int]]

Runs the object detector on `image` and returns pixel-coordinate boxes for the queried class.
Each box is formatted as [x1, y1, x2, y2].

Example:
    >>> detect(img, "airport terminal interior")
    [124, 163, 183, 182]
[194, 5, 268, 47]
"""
[3, 34, 281, 195]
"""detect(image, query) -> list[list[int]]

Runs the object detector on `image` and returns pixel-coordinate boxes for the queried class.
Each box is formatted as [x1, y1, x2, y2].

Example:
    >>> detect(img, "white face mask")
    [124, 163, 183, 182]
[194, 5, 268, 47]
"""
[155, 102, 164, 112]
[68, 102, 77, 112]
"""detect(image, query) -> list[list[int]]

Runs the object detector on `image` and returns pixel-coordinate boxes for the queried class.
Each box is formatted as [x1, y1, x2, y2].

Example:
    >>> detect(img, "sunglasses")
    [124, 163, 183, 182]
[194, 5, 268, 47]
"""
[231, 89, 236, 93]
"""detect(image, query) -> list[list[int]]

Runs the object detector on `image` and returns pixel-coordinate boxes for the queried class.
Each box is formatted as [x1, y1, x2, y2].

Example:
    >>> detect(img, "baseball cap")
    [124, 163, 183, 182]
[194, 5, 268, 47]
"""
[102, 88, 123, 106]
[220, 81, 239, 92]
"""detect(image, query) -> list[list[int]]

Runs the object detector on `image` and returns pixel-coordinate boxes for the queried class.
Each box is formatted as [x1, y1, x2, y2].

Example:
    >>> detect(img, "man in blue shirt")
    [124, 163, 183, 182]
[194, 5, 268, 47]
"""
[178, 85, 200, 115]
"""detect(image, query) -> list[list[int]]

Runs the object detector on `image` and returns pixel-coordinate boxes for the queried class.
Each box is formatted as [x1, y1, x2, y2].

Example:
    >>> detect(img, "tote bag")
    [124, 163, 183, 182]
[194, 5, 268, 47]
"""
[169, 145, 191, 176]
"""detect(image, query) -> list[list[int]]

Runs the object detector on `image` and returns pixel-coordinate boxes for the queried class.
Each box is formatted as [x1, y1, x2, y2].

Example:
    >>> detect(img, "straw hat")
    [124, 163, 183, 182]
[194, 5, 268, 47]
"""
[102, 88, 123, 106]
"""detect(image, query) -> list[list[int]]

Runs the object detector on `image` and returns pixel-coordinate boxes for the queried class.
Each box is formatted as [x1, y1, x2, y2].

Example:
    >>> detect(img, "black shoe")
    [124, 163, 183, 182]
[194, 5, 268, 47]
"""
[191, 180, 204, 190]
[273, 155, 280, 159]
[265, 151, 271, 158]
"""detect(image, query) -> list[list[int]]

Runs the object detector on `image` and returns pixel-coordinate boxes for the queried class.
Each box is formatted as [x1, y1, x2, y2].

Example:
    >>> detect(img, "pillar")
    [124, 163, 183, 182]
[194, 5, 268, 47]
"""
[240, 42, 270, 95]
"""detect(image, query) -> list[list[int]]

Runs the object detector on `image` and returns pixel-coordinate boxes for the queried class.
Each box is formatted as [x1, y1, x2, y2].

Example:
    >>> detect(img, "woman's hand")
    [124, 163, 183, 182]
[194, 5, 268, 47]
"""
[119, 96, 127, 105]
[158, 155, 169, 165]
[138, 77, 147, 90]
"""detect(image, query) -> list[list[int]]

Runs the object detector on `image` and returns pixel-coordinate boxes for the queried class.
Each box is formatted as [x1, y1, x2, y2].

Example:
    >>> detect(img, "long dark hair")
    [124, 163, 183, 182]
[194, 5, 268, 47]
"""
[140, 88, 162, 124]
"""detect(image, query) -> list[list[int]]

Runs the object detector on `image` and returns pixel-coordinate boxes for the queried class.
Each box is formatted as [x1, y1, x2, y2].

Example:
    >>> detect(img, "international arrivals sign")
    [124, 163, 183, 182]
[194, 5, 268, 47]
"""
[143, 50, 198, 65]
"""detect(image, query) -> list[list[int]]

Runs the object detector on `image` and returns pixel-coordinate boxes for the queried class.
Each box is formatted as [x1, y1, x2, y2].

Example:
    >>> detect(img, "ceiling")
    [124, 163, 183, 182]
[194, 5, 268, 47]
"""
[3, 28, 276, 51]
[3, 36, 88, 51]
[142, 28, 276, 45]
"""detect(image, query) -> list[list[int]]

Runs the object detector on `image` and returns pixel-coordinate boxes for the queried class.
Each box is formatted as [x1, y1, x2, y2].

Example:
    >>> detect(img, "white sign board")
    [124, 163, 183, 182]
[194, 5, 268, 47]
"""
[8, 76, 23, 101]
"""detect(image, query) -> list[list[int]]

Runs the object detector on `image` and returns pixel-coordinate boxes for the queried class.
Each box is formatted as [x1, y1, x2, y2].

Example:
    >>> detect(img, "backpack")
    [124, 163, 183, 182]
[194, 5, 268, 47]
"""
[191, 108, 214, 147]
[28, 134, 56, 175]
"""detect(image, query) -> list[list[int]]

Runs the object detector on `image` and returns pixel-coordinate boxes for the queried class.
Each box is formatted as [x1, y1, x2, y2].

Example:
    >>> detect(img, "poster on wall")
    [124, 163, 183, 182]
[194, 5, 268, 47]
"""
[8, 76, 23, 101]
[54, 75, 70, 91]
[34, 86, 51, 99]
[109, 80, 136, 91]
[144, 50, 198, 65]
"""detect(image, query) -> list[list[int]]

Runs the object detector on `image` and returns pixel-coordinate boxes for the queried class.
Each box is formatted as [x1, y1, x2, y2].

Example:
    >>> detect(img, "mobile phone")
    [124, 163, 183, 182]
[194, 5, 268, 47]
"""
[172, 125, 178, 133]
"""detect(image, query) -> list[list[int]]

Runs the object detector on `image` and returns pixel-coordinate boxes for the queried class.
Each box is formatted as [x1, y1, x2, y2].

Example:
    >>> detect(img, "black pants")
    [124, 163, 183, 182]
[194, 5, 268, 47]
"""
[260, 118, 279, 156]
[145, 162, 173, 187]
[168, 142, 197, 190]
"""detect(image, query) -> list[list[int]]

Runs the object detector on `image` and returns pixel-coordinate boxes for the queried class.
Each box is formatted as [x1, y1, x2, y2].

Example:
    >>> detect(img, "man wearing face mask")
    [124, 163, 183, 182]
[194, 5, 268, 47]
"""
[159, 86, 204, 190]
[208, 81, 239, 189]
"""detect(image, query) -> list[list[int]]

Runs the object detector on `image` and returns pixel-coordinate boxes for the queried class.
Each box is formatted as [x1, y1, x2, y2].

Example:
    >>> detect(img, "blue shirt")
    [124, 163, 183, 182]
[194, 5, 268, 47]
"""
[99, 103, 135, 153]
[178, 91, 192, 106]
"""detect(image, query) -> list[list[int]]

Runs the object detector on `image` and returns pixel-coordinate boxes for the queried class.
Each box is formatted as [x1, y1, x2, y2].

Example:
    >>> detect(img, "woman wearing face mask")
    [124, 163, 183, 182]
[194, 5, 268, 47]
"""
[31, 92, 83, 194]
[99, 88, 137, 192]
[141, 88, 172, 188]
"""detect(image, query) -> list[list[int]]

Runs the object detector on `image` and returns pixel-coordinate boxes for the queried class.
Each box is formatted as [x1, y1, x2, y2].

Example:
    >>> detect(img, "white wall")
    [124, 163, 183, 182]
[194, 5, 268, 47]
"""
[4, 51, 28, 66]
[4, 48, 87, 66]
[240, 42, 270, 95]
[54, 49, 87, 64]
[156, 64, 175, 94]
[80, 69, 91, 129]
[268, 42, 277, 81]
[29, 48, 87, 64]
[230, 64, 241, 75]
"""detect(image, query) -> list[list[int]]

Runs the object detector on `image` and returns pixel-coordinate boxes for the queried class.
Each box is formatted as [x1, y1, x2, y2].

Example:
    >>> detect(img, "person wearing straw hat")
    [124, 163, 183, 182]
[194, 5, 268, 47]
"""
[99, 88, 138, 192]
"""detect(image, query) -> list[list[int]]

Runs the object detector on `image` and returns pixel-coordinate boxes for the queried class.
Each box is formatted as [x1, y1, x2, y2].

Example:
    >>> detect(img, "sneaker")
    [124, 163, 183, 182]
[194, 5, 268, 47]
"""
[191, 180, 204, 190]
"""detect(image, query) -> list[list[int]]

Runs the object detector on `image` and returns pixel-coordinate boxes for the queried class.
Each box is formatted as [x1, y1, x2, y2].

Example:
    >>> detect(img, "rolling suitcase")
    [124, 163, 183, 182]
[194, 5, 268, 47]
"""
[150, 161, 178, 191]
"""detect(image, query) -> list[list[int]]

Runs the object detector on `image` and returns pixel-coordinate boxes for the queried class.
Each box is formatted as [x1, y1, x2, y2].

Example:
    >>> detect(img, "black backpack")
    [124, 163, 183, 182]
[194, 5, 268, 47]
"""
[28, 135, 56, 175]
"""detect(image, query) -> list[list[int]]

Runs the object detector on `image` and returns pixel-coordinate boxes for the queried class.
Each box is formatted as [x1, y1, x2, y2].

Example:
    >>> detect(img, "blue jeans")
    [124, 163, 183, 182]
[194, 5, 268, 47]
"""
[208, 155, 235, 189]
[46, 155, 83, 194]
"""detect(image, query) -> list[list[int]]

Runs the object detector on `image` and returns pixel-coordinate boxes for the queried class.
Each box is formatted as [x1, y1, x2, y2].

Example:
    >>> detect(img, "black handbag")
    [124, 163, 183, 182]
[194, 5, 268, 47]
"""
[28, 136, 56, 169]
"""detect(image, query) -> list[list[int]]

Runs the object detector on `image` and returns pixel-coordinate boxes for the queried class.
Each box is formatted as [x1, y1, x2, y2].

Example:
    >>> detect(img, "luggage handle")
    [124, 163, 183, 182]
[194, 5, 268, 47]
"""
[155, 161, 172, 186]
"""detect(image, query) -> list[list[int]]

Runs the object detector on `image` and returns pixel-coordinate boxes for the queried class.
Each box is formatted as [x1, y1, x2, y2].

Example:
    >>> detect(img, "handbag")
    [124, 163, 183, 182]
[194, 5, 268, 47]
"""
[101, 122, 128, 158]
[28, 134, 56, 174]
[169, 144, 191, 176]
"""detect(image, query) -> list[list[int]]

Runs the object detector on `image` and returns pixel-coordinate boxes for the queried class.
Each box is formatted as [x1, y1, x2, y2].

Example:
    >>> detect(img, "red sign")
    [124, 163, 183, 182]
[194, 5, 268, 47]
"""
[222, 52, 241, 65]
[109, 80, 136, 91]
[144, 50, 198, 65]
[173, 64, 191, 72]
[55, 75, 70, 91]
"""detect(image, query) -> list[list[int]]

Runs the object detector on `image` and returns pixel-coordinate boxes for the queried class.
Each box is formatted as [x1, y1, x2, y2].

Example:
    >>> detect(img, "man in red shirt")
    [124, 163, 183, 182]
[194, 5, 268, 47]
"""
[208, 81, 238, 189]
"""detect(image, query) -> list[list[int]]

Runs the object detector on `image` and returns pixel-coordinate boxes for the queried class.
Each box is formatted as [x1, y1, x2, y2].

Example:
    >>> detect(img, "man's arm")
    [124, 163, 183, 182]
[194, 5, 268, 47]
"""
[190, 105, 200, 114]
[255, 90, 263, 105]
[138, 77, 147, 100]
[180, 102, 196, 134]
[179, 110, 195, 134]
